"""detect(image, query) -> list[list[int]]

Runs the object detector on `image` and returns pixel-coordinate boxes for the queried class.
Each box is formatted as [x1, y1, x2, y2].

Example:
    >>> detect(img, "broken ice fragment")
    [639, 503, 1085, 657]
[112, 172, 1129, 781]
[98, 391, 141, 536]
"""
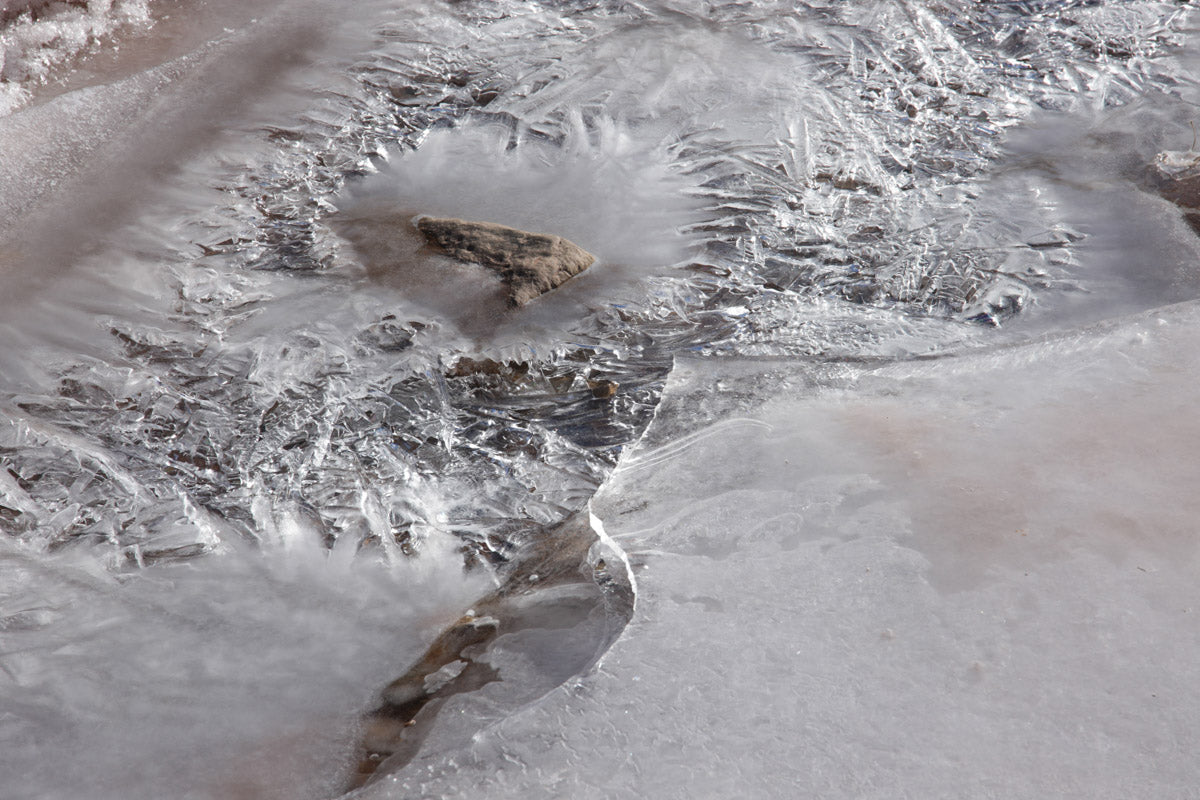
[414, 216, 596, 307]
[1153, 150, 1200, 185]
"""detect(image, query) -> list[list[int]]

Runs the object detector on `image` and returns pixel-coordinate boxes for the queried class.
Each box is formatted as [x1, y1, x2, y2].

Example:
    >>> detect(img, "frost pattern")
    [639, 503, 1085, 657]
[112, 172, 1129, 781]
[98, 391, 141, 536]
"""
[0, 0, 1194, 573]
[0, 0, 153, 114]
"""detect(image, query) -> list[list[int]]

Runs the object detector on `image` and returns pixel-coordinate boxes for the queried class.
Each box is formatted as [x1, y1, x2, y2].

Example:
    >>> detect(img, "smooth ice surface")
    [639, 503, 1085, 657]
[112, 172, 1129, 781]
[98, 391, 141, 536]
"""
[0, 532, 486, 800]
[372, 301, 1200, 799]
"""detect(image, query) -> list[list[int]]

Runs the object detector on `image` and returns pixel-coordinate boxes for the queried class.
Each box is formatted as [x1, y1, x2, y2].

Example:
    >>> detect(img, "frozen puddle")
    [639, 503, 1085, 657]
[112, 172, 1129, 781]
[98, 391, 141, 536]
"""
[378, 301, 1200, 799]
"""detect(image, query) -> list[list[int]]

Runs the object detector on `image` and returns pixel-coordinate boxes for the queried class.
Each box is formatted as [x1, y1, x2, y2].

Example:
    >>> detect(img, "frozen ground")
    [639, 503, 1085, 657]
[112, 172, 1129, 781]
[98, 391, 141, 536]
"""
[2, 0, 1200, 798]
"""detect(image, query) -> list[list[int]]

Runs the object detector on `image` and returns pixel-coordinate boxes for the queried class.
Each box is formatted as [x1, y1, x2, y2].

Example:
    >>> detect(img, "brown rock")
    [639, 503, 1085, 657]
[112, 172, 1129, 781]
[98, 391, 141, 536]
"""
[415, 216, 595, 307]
[1152, 150, 1200, 233]
[444, 356, 529, 381]
[587, 378, 619, 399]
[346, 510, 628, 791]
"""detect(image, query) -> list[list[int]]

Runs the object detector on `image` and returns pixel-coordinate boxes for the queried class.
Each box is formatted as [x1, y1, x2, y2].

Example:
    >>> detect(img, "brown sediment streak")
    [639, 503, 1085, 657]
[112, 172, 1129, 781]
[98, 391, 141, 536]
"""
[345, 510, 633, 792]
[0, 1, 54, 22]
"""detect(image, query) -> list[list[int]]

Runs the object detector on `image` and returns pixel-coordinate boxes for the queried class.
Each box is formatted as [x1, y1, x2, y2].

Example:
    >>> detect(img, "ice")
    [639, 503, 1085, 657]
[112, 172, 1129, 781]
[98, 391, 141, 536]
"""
[342, 121, 704, 286]
[370, 300, 1200, 799]
[5, 0, 1191, 570]
[2, 0, 1200, 796]
[0, 531, 487, 800]
[0, 0, 153, 114]
[0, 49, 207, 242]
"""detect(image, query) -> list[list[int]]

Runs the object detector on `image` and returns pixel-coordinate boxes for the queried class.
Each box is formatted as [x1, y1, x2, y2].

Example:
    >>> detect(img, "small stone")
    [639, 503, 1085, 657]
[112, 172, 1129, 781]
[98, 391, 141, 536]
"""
[445, 357, 529, 381]
[1026, 226, 1083, 249]
[587, 378, 619, 399]
[415, 216, 595, 307]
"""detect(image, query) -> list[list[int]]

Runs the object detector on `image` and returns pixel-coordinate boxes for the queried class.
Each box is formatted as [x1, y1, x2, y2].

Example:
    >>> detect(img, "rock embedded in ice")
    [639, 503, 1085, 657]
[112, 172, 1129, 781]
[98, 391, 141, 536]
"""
[1153, 150, 1200, 193]
[445, 356, 529, 380]
[1152, 150, 1200, 231]
[346, 510, 628, 792]
[587, 377, 619, 399]
[414, 216, 595, 307]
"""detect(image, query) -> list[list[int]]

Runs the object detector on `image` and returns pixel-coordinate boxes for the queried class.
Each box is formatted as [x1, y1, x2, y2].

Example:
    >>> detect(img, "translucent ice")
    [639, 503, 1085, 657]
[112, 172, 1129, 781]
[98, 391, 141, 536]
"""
[0, 0, 153, 114]
[0, 531, 487, 800]
[374, 300, 1200, 799]
[2, 0, 1199, 797]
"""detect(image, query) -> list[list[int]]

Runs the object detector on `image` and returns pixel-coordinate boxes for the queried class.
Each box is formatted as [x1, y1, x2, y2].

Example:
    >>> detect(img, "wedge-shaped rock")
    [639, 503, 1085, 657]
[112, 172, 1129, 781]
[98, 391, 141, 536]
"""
[415, 216, 595, 307]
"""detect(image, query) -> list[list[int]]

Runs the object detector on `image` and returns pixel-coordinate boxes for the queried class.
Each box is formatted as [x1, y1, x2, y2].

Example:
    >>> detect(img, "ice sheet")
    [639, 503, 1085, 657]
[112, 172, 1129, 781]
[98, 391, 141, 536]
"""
[370, 299, 1200, 799]
[0, 532, 486, 800]
[2, 0, 1200, 797]
[4, 0, 1196, 566]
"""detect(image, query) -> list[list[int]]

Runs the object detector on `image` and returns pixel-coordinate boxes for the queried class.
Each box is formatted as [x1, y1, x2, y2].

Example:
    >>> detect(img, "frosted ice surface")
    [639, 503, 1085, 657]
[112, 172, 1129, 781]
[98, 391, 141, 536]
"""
[0, 532, 487, 800]
[1, 0, 1200, 797]
[0, 0, 153, 114]
[0, 49, 206, 237]
[3, 0, 1196, 565]
[371, 301, 1200, 799]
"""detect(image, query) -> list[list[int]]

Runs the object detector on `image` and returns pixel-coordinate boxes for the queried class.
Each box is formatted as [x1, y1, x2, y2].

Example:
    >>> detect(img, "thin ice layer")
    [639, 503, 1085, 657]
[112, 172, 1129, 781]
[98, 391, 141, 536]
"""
[0, 531, 487, 800]
[373, 300, 1200, 799]
[0, 0, 153, 114]
[3, 0, 1196, 567]
[0, 1, 1198, 794]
